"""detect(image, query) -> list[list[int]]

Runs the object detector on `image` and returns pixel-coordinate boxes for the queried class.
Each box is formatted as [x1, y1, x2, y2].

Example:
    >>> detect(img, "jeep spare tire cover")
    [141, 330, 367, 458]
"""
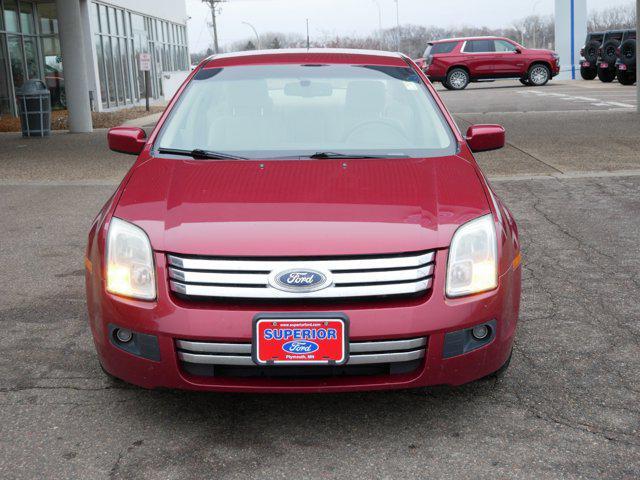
[601, 39, 620, 64]
[584, 39, 600, 63]
[620, 39, 636, 66]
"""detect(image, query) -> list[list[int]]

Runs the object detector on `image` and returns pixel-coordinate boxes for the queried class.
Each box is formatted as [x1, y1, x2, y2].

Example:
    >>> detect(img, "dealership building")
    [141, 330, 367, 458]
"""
[0, 0, 190, 131]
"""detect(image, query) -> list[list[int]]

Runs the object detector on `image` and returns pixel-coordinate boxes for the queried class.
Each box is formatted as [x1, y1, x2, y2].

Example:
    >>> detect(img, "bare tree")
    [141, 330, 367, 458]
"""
[589, 3, 636, 31]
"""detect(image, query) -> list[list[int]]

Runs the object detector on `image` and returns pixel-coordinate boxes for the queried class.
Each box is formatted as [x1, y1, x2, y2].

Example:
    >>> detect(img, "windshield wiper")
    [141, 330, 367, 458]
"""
[157, 148, 247, 160]
[307, 152, 401, 159]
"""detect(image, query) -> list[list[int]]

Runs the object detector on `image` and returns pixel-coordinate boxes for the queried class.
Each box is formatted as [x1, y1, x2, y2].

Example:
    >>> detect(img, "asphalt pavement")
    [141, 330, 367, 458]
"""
[1, 79, 639, 479]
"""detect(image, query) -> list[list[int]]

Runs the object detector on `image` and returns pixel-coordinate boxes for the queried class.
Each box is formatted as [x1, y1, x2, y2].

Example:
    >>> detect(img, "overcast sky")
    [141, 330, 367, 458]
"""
[186, 0, 633, 52]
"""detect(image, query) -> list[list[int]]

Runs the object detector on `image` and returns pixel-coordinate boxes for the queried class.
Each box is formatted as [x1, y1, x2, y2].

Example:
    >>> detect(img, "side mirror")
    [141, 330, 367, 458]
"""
[515, 48, 522, 54]
[108, 126, 147, 155]
[466, 125, 505, 152]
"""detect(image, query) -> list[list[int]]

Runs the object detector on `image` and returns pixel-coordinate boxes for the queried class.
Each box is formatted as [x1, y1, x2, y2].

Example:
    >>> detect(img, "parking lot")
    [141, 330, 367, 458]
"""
[1, 79, 639, 479]
[437, 78, 638, 113]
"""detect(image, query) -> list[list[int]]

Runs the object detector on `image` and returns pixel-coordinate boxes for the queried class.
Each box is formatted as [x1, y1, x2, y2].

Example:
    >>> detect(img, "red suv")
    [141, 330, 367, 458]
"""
[418, 36, 560, 90]
[87, 49, 521, 393]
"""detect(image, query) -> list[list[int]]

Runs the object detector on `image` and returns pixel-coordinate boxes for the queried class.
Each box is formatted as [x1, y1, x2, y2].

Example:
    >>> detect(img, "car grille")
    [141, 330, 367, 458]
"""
[167, 251, 435, 300]
[176, 337, 427, 378]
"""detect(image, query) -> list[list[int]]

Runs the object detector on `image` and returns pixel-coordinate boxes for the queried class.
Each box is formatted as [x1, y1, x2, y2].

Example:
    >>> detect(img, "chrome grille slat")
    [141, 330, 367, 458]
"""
[169, 265, 434, 287]
[176, 337, 428, 366]
[176, 340, 252, 354]
[170, 278, 432, 299]
[168, 251, 435, 299]
[167, 252, 434, 272]
[348, 337, 427, 353]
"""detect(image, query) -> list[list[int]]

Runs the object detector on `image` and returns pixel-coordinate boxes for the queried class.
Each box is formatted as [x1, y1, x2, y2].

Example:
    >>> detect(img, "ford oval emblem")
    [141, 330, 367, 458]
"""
[269, 268, 332, 293]
[282, 340, 319, 354]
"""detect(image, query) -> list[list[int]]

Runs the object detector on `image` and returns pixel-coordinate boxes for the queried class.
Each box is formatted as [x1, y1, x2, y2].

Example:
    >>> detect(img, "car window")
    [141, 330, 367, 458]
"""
[429, 42, 457, 55]
[463, 40, 494, 53]
[494, 40, 517, 52]
[156, 64, 456, 159]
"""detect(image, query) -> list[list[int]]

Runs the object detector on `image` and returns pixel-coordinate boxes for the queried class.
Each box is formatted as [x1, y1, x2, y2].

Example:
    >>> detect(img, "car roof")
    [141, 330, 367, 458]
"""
[202, 48, 409, 68]
[430, 36, 506, 44]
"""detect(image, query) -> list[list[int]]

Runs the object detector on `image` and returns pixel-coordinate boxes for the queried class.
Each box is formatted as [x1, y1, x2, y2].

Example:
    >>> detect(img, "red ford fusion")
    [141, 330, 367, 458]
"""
[85, 49, 522, 393]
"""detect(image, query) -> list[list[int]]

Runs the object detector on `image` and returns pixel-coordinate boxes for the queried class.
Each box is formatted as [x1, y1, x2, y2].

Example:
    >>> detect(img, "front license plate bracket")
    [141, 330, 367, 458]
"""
[252, 313, 349, 366]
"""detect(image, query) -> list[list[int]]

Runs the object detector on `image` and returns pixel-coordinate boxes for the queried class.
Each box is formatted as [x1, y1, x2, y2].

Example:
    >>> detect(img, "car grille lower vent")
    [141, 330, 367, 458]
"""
[176, 337, 427, 378]
[167, 251, 435, 300]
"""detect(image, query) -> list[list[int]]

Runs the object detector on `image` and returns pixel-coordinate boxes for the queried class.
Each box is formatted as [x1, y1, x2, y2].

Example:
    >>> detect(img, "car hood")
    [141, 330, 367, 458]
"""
[114, 155, 490, 256]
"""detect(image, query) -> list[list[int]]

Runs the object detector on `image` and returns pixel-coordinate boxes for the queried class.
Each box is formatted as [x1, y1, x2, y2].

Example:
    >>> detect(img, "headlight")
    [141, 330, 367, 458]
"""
[106, 217, 156, 300]
[446, 214, 498, 298]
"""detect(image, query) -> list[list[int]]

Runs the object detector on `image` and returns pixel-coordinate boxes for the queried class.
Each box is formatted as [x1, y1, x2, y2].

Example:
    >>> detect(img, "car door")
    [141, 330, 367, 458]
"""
[461, 39, 496, 77]
[493, 39, 525, 76]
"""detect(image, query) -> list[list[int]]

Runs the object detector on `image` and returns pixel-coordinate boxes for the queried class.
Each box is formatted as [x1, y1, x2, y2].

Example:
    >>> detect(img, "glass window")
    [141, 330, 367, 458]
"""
[38, 3, 59, 34]
[130, 38, 139, 100]
[7, 34, 26, 89]
[112, 37, 124, 103]
[494, 40, 517, 52]
[99, 4, 108, 34]
[19, 1, 35, 34]
[157, 64, 455, 159]
[4, 0, 20, 32]
[108, 7, 117, 35]
[117, 9, 125, 37]
[0, 5, 4, 30]
[42, 36, 65, 109]
[95, 35, 108, 107]
[424, 42, 457, 57]
[0, 36, 11, 114]
[23, 36, 39, 79]
[463, 40, 494, 53]
[105, 37, 116, 105]
[119, 37, 131, 102]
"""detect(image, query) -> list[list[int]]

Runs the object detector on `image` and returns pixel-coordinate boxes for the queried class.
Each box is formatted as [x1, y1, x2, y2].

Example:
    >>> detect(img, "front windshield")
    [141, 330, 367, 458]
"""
[156, 63, 456, 159]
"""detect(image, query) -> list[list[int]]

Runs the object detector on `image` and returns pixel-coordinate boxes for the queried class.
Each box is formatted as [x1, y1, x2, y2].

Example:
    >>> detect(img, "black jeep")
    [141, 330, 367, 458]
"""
[616, 30, 636, 86]
[580, 32, 604, 80]
[596, 30, 632, 82]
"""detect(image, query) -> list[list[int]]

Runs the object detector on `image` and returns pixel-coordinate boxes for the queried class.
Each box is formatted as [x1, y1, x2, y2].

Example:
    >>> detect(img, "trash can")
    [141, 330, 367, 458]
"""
[16, 79, 51, 137]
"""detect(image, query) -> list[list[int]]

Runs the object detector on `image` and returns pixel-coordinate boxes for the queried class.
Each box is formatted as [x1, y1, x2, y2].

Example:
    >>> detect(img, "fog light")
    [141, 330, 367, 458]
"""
[471, 325, 490, 340]
[115, 328, 133, 343]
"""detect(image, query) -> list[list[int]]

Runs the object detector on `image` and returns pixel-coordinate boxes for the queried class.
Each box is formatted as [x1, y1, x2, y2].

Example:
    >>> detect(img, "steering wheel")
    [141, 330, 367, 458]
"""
[342, 120, 410, 144]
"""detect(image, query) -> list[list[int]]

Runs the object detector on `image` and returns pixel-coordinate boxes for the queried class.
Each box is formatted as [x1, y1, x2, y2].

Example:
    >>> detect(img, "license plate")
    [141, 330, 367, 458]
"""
[582, 61, 591, 67]
[600, 62, 609, 68]
[619, 64, 627, 71]
[253, 316, 348, 365]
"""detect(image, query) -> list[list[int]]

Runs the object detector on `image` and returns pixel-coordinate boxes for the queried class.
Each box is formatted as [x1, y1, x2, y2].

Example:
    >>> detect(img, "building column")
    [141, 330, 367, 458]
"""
[554, 0, 587, 80]
[56, 0, 93, 132]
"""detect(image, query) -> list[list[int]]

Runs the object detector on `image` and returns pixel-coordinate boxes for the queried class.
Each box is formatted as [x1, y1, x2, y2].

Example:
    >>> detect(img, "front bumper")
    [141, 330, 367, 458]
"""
[87, 250, 521, 393]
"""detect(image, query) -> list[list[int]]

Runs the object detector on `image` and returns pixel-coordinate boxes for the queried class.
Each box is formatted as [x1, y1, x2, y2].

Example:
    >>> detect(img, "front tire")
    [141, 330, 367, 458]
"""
[617, 69, 636, 86]
[580, 66, 597, 80]
[597, 66, 616, 83]
[527, 64, 550, 86]
[445, 68, 470, 90]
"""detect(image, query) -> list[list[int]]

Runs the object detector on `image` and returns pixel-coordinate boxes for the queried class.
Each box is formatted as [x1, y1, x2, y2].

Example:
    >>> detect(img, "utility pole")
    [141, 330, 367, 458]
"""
[637, 0, 639, 112]
[532, 0, 542, 47]
[394, 0, 400, 52]
[371, 0, 382, 31]
[202, 0, 225, 54]
[306, 19, 310, 49]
